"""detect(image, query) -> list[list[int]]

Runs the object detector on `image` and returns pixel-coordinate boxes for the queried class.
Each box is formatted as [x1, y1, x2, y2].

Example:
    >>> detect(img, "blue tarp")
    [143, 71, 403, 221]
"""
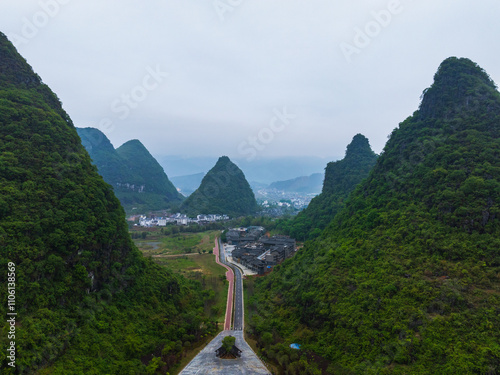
[289, 343, 301, 350]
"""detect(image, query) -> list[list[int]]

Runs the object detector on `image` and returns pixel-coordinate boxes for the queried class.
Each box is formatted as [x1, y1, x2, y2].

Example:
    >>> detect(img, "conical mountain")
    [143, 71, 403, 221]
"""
[284, 134, 377, 240]
[115, 139, 184, 208]
[77, 128, 184, 212]
[181, 156, 257, 217]
[0, 33, 212, 373]
[77, 127, 135, 185]
[251, 58, 500, 373]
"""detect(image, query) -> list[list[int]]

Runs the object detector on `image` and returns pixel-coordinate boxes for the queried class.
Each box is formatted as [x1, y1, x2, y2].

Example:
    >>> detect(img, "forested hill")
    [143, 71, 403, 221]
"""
[250, 57, 500, 374]
[280, 134, 377, 240]
[116, 139, 184, 202]
[77, 127, 184, 212]
[181, 156, 258, 217]
[0, 33, 213, 374]
[77, 127, 135, 186]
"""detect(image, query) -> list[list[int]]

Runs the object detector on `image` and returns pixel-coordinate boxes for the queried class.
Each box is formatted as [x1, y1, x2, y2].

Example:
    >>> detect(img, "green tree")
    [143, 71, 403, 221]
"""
[222, 336, 236, 352]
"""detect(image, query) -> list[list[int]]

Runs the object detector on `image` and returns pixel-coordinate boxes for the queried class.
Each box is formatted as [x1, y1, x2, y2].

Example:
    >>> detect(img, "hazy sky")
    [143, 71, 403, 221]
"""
[1, 0, 499, 161]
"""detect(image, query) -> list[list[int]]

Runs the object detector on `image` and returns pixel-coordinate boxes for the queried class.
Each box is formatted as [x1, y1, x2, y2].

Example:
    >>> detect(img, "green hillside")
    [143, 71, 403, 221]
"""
[250, 57, 500, 374]
[77, 127, 135, 186]
[180, 156, 258, 217]
[0, 33, 214, 374]
[280, 134, 377, 240]
[115, 139, 184, 210]
[77, 128, 184, 212]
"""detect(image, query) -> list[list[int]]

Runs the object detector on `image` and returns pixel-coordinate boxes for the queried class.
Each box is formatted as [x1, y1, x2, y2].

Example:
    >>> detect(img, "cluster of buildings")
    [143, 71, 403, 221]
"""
[257, 189, 316, 209]
[226, 227, 296, 275]
[226, 226, 266, 245]
[138, 213, 229, 227]
[261, 200, 292, 208]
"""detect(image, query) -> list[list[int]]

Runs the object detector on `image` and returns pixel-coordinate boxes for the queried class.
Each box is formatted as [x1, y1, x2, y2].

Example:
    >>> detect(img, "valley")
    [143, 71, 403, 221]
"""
[1, 10, 499, 374]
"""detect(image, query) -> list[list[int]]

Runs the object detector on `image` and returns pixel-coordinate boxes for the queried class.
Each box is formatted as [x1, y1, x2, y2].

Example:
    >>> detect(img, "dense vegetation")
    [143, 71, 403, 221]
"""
[77, 127, 135, 188]
[0, 33, 215, 374]
[77, 128, 184, 213]
[181, 156, 258, 217]
[279, 134, 377, 240]
[249, 57, 500, 374]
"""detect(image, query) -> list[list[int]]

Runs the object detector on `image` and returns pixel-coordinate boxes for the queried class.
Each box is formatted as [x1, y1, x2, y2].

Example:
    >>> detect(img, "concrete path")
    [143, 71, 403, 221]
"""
[179, 331, 270, 375]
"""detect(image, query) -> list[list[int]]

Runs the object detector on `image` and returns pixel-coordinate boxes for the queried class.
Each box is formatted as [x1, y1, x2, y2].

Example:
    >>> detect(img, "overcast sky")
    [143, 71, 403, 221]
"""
[1, 0, 499, 161]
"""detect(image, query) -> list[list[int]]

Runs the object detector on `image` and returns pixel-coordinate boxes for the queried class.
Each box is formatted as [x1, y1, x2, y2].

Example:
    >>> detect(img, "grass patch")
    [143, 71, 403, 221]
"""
[135, 231, 228, 325]
[132, 230, 220, 256]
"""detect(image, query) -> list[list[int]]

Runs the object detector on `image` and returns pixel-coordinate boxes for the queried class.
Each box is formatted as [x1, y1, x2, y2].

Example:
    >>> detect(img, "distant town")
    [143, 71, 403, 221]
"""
[258, 188, 317, 209]
[135, 213, 230, 227]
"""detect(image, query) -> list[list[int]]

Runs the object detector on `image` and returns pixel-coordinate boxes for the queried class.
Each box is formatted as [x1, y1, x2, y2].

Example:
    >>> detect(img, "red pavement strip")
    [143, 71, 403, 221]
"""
[214, 238, 234, 331]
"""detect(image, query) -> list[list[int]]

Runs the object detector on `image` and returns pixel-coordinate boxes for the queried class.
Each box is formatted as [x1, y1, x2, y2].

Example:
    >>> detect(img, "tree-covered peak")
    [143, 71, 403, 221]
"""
[0, 34, 209, 373]
[77, 127, 115, 153]
[180, 155, 257, 217]
[433, 57, 495, 89]
[419, 57, 500, 119]
[279, 134, 377, 240]
[77, 132, 184, 211]
[0, 32, 41, 88]
[251, 58, 500, 373]
[345, 133, 376, 160]
[0, 32, 72, 125]
[215, 155, 231, 166]
[117, 139, 148, 153]
[115, 139, 184, 204]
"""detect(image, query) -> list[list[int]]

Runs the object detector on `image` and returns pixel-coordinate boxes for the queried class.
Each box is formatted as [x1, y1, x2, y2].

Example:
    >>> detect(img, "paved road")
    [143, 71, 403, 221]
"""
[217, 239, 243, 330]
[178, 237, 270, 375]
[231, 261, 244, 331]
[179, 330, 269, 375]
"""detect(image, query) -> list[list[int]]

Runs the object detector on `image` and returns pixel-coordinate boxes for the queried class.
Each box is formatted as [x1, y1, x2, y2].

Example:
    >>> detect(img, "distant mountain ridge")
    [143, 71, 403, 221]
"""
[77, 128, 184, 212]
[268, 173, 323, 194]
[170, 172, 205, 197]
[180, 156, 258, 217]
[158, 155, 338, 185]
